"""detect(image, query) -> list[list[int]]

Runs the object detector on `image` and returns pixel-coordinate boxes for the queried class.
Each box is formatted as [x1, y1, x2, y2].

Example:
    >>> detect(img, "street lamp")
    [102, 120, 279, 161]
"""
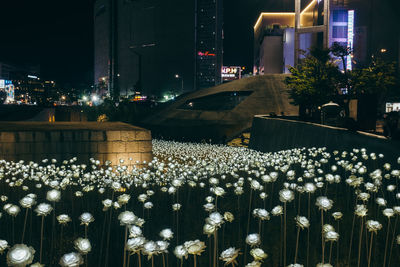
[174, 74, 184, 94]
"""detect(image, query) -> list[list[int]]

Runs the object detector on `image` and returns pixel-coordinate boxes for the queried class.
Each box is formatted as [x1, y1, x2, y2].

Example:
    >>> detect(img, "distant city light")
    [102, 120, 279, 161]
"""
[82, 96, 88, 101]
[380, 48, 387, 53]
[91, 95, 99, 102]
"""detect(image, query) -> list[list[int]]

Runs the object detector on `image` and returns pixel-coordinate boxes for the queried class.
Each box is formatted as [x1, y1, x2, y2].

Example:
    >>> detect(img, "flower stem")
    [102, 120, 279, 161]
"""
[321, 210, 325, 264]
[383, 218, 391, 267]
[357, 217, 364, 267]
[284, 202, 287, 267]
[40, 216, 44, 263]
[123, 226, 128, 267]
[21, 208, 28, 243]
[367, 233, 374, 267]
[388, 216, 398, 267]
[294, 227, 300, 264]
[348, 212, 356, 265]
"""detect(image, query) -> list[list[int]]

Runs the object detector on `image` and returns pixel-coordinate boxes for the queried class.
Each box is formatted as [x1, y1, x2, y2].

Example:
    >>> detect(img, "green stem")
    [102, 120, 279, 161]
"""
[357, 217, 364, 267]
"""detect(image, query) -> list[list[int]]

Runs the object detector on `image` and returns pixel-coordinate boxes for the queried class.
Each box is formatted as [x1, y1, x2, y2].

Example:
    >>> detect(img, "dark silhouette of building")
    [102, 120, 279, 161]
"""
[195, 0, 223, 90]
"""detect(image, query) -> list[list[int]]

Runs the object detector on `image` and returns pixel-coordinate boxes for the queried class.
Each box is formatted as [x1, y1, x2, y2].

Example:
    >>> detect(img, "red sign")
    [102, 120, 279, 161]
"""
[198, 51, 216, 57]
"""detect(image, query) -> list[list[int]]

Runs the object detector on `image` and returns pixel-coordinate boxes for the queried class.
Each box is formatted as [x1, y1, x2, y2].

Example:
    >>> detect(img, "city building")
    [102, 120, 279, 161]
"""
[195, 0, 223, 90]
[94, 0, 194, 99]
[254, 0, 367, 74]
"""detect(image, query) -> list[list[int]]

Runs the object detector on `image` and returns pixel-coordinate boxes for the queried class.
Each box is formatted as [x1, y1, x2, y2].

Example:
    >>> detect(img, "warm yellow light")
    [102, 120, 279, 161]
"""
[254, 12, 295, 30]
[301, 0, 317, 15]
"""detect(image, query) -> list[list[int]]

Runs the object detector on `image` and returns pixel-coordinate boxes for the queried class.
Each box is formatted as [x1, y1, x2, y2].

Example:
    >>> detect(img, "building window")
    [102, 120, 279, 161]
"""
[332, 10, 348, 22]
[332, 26, 348, 38]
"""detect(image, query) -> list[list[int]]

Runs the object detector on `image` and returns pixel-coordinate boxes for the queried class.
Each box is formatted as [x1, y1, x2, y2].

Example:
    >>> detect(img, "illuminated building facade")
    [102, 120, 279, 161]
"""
[195, 0, 223, 90]
[254, 0, 363, 74]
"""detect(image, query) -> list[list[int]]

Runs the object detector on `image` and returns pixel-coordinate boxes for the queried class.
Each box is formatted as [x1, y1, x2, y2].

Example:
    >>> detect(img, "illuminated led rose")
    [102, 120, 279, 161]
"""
[324, 231, 339, 242]
[224, 212, 234, 222]
[245, 261, 262, 267]
[117, 194, 130, 205]
[246, 234, 260, 247]
[46, 189, 61, 202]
[250, 247, 267, 261]
[118, 211, 136, 226]
[332, 212, 343, 220]
[57, 214, 71, 225]
[184, 240, 206, 255]
[159, 229, 173, 240]
[203, 223, 216, 236]
[6, 244, 35, 266]
[206, 212, 224, 227]
[295, 216, 310, 229]
[271, 205, 283, 216]
[142, 241, 158, 260]
[366, 220, 382, 233]
[74, 238, 91, 255]
[19, 197, 36, 209]
[172, 203, 181, 211]
[126, 237, 146, 253]
[316, 196, 333, 211]
[219, 247, 240, 265]
[59, 252, 84, 267]
[79, 212, 94, 226]
[102, 199, 112, 211]
[279, 189, 294, 203]
[35, 203, 52, 216]
[383, 208, 394, 218]
[174, 245, 188, 260]
[376, 198, 387, 207]
[0, 239, 9, 254]
[6, 205, 21, 217]
[355, 204, 368, 217]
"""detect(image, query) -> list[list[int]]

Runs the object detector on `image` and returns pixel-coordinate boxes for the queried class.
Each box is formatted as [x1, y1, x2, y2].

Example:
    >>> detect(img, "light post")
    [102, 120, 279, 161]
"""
[174, 74, 184, 94]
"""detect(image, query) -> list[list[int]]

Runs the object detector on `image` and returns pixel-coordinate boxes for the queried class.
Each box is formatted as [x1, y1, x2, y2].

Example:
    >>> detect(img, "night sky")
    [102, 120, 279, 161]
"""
[0, 0, 398, 87]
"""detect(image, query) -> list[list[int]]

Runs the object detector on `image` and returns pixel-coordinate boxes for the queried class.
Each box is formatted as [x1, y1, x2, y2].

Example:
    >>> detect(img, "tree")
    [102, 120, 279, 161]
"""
[285, 46, 341, 118]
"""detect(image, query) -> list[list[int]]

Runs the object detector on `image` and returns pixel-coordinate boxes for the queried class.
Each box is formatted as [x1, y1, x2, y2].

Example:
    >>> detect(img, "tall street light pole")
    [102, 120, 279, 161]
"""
[175, 74, 184, 94]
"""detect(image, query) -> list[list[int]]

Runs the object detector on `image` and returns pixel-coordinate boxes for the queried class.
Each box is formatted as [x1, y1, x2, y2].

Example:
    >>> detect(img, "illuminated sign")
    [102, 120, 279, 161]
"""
[0, 79, 4, 89]
[27, 75, 38, 79]
[221, 66, 242, 81]
[198, 51, 216, 57]
[386, 103, 400, 113]
[346, 10, 354, 71]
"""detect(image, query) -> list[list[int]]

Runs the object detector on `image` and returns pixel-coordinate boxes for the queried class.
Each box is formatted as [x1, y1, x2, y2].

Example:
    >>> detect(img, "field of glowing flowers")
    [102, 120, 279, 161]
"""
[0, 139, 400, 267]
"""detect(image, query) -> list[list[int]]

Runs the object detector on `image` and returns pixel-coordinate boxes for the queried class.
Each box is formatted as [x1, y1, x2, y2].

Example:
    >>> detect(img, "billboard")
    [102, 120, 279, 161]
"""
[222, 66, 241, 81]
[386, 102, 400, 113]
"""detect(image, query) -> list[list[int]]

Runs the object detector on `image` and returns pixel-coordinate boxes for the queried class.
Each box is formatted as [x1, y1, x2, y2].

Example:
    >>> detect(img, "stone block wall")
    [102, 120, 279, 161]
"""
[0, 122, 152, 167]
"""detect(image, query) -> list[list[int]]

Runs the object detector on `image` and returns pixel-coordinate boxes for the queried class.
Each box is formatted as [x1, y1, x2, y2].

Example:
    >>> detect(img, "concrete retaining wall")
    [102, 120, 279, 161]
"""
[249, 116, 400, 159]
[0, 122, 152, 166]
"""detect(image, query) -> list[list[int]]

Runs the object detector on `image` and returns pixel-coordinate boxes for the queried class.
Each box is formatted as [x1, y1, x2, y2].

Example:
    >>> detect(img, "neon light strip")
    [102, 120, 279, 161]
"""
[346, 10, 354, 71]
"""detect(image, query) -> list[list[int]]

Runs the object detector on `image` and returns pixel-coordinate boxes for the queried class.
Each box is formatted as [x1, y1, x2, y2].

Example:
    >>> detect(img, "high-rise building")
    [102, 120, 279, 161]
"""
[195, 0, 223, 90]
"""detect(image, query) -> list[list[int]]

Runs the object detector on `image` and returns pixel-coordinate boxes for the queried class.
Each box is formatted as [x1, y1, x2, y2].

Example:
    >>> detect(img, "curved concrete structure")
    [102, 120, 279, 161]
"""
[0, 122, 152, 166]
[249, 115, 400, 160]
[143, 74, 298, 142]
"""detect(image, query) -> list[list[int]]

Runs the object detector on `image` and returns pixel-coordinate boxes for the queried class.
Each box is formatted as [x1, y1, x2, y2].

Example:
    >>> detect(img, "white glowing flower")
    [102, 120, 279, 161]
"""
[102, 199, 112, 211]
[142, 241, 158, 259]
[126, 237, 146, 253]
[35, 203, 52, 216]
[184, 240, 206, 255]
[316, 196, 333, 211]
[59, 252, 84, 266]
[19, 197, 36, 209]
[366, 220, 382, 233]
[324, 231, 339, 242]
[206, 212, 224, 227]
[332, 212, 343, 220]
[383, 208, 394, 218]
[118, 211, 136, 226]
[250, 247, 267, 261]
[245, 260, 262, 267]
[246, 233, 260, 247]
[57, 214, 71, 225]
[203, 223, 216, 236]
[279, 189, 294, 203]
[376, 198, 387, 207]
[224, 212, 234, 222]
[174, 245, 188, 260]
[253, 209, 270, 221]
[117, 194, 130, 205]
[46, 189, 61, 202]
[220, 247, 241, 265]
[74, 238, 91, 255]
[172, 203, 181, 211]
[6, 205, 20, 217]
[0, 239, 8, 254]
[159, 229, 174, 240]
[295, 216, 310, 229]
[79, 212, 94, 226]
[6, 244, 35, 266]
[271, 205, 283, 216]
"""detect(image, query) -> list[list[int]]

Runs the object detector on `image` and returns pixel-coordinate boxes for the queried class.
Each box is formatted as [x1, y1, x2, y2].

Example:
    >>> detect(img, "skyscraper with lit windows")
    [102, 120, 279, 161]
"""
[195, 0, 223, 90]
